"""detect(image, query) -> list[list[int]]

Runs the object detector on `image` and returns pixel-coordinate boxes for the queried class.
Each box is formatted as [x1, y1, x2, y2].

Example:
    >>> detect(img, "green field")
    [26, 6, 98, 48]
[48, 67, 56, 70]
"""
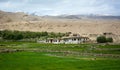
[0, 41, 120, 70]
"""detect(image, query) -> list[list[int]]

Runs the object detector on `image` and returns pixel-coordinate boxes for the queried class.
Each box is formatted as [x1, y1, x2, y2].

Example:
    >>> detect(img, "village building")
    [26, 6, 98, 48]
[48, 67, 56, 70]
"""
[45, 34, 90, 44]
[38, 32, 120, 44]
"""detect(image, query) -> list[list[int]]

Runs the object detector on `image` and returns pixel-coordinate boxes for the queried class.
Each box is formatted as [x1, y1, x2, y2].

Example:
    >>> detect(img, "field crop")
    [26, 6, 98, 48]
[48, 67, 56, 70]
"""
[0, 41, 120, 70]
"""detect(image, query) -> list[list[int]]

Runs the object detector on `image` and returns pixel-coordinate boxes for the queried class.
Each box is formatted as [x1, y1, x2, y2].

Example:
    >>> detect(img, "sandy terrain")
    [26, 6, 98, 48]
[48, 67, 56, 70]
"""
[0, 18, 120, 35]
[0, 10, 120, 35]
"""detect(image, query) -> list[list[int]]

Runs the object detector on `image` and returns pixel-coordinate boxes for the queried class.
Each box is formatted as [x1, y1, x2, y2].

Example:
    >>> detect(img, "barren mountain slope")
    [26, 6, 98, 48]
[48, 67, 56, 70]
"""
[0, 10, 42, 23]
[0, 10, 120, 35]
[0, 18, 120, 35]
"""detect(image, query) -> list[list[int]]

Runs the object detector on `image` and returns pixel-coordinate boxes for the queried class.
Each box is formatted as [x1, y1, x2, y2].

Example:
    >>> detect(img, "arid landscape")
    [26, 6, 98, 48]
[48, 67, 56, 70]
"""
[0, 10, 120, 35]
[0, 0, 120, 70]
[1, 10, 120, 43]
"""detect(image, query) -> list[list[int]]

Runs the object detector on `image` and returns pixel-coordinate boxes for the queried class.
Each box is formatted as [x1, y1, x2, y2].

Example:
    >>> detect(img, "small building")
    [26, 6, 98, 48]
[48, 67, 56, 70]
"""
[46, 38, 63, 44]
[62, 36, 89, 44]
[46, 34, 89, 44]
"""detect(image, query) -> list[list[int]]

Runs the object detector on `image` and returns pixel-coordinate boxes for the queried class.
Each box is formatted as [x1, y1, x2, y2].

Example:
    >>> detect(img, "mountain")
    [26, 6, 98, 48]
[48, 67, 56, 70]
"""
[0, 10, 120, 36]
[0, 10, 42, 23]
[42, 14, 120, 19]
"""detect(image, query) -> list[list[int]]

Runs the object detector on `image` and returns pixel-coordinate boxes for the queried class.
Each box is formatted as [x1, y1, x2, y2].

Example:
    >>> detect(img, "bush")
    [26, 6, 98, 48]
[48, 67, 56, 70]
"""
[106, 37, 113, 43]
[97, 36, 113, 43]
[97, 36, 106, 43]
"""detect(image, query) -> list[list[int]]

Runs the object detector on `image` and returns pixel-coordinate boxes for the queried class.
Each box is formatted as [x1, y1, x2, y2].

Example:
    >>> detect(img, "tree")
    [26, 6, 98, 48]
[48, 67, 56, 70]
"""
[48, 32, 56, 38]
[106, 37, 113, 43]
[97, 36, 106, 43]
[0, 30, 65, 41]
[41, 32, 48, 36]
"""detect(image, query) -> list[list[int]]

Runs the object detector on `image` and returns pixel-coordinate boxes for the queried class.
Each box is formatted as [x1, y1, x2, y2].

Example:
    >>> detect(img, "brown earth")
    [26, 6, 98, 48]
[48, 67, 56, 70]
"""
[0, 10, 120, 35]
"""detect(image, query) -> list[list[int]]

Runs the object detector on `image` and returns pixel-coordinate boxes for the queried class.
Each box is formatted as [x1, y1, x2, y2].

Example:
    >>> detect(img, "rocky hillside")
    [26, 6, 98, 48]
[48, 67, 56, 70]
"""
[0, 10, 120, 36]
[0, 10, 42, 23]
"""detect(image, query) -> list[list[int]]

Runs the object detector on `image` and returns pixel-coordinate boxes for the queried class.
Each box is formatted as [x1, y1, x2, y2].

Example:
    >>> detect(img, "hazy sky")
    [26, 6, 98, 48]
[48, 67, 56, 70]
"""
[0, 0, 120, 16]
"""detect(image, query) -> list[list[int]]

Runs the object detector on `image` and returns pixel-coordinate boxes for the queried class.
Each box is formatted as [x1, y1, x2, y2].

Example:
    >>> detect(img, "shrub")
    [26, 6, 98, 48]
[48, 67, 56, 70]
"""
[97, 36, 106, 43]
[97, 36, 114, 43]
[106, 37, 113, 43]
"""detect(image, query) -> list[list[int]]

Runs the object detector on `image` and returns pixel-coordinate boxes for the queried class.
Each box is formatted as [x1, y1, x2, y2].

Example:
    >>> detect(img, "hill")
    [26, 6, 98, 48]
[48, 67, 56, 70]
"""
[0, 10, 120, 36]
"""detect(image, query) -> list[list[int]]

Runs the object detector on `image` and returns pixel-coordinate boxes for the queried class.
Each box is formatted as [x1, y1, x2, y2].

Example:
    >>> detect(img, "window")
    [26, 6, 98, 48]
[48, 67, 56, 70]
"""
[74, 38, 76, 41]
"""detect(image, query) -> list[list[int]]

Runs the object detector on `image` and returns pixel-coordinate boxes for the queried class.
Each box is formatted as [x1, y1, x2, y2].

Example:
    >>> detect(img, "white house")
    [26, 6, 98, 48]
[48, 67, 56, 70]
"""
[45, 34, 89, 44]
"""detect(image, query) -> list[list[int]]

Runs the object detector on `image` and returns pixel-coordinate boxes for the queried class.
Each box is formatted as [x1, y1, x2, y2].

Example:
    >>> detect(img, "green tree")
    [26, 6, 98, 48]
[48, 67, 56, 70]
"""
[0, 30, 65, 41]
[41, 32, 48, 36]
[48, 32, 56, 38]
[97, 36, 106, 43]
[106, 37, 113, 43]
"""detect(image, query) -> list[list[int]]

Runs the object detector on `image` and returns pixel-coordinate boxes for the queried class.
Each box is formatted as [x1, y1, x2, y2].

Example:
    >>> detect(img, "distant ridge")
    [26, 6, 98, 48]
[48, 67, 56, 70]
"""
[43, 14, 120, 19]
[0, 10, 42, 23]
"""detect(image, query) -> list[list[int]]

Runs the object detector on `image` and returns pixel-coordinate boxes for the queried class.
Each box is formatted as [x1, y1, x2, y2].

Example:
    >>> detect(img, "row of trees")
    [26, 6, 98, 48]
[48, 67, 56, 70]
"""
[97, 36, 113, 43]
[0, 30, 65, 40]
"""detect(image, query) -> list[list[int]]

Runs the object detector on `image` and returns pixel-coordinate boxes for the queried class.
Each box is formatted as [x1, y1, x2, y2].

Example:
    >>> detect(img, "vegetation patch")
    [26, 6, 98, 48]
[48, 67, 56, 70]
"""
[0, 30, 65, 41]
[0, 41, 120, 70]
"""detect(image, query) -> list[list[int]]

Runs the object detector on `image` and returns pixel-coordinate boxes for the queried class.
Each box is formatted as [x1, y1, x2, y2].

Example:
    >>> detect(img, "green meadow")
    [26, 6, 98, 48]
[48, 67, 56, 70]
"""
[0, 41, 120, 70]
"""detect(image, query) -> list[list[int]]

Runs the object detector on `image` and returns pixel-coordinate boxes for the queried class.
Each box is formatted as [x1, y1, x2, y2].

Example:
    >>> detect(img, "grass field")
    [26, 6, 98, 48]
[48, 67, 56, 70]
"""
[0, 41, 120, 70]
